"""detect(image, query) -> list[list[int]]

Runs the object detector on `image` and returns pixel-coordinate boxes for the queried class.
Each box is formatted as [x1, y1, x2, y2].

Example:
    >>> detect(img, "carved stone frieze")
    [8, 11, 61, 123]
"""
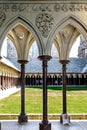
[35, 13, 54, 38]
[0, 11, 6, 27]
[54, 4, 87, 12]
[0, 3, 87, 12]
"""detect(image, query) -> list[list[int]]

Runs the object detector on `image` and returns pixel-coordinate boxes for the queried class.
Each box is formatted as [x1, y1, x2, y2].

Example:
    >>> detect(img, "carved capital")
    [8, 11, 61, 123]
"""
[17, 60, 28, 64]
[59, 60, 69, 65]
[38, 55, 52, 61]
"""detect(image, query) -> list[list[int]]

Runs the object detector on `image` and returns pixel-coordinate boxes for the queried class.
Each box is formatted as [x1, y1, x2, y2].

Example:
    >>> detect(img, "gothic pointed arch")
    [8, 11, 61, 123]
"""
[0, 15, 44, 60]
[47, 14, 87, 59]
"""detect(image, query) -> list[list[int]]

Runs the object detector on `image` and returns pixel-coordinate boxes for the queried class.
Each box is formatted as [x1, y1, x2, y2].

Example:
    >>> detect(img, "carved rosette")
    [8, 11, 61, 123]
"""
[35, 13, 54, 38]
[0, 11, 6, 27]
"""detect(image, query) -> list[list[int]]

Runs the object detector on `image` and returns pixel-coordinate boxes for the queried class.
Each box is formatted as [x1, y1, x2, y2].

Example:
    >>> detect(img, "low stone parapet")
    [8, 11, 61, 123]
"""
[0, 114, 87, 120]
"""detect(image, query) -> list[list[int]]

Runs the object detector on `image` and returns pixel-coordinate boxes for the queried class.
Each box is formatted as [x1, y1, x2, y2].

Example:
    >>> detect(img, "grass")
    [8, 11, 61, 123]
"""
[0, 86, 87, 114]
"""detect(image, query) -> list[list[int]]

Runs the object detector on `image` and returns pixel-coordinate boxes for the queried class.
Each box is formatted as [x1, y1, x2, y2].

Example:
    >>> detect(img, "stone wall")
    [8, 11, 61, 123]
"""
[78, 35, 87, 57]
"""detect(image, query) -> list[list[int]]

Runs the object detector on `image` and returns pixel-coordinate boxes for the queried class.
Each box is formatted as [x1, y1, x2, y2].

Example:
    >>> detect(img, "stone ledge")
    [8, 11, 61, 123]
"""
[0, 114, 87, 120]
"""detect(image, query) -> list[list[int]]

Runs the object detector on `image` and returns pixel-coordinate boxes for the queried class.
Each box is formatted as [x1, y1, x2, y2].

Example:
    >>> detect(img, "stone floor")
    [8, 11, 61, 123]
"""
[0, 87, 20, 99]
[1, 120, 87, 130]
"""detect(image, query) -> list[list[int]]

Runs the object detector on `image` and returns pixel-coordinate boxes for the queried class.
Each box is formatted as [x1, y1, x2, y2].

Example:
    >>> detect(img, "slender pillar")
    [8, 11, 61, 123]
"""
[59, 60, 70, 124]
[18, 60, 28, 124]
[38, 55, 52, 130]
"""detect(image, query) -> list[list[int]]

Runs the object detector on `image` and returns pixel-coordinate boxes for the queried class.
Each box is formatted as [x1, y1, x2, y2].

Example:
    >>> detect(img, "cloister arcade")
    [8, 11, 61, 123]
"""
[25, 73, 87, 86]
[0, 61, 20, 90]
[0, 0, 87, 129]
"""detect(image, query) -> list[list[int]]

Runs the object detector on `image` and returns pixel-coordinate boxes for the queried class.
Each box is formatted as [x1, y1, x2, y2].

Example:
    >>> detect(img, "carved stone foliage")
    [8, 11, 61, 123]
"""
[35, 13, 54, 38]
[0, 11, 6, 27]
[0, 4, 87, 12]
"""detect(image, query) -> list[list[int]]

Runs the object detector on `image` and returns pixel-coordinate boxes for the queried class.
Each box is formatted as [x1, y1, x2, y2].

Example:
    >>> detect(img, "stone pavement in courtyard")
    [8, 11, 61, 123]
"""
[0, 87, 20, 99]
[1, 120, 87, 130]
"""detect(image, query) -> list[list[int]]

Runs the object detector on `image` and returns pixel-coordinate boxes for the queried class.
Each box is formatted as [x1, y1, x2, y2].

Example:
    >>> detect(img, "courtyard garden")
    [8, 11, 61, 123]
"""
[0, 86, 87, 114]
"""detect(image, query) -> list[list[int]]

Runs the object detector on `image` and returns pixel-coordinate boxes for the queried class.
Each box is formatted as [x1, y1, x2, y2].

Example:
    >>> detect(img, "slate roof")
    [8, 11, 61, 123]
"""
[0, 56, 20, 71]
[1, 56, 87, 73]
[7, 57, 20, 70]
[25, 57, 87, 73]
[67, 58, 87, 73]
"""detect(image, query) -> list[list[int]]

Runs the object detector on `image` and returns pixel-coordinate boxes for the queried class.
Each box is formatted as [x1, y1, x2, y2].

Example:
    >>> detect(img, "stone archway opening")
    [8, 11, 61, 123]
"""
[52, 20, 87, 123]
[0, 36, 20, 92]
[6, 23, 36, 124]
[1, 1, 87, 129]
[25, 41, 43, 116]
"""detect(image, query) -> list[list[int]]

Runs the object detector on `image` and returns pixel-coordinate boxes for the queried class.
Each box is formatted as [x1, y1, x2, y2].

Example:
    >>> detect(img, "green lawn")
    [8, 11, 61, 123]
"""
[0, 86, 87, 114]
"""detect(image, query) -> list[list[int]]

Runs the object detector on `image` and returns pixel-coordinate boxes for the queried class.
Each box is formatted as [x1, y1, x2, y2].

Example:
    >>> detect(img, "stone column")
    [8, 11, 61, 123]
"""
[59, 60, 70, 124]
[38, 55, 52, 130]
[0, 75, 1, 90]
[2, 76, 4, 90]
[18, 60, 28, 124]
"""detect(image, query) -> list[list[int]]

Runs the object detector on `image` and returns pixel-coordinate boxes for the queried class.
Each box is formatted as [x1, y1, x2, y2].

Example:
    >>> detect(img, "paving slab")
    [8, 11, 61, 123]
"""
[1, 120, 87, 130]
[0, 87, 20, 99]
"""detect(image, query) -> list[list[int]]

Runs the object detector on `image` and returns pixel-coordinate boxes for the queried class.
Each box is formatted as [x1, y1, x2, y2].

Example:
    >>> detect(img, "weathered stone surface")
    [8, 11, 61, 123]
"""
[1, 120, 87, 130]
[78, 35, 87, 58]
[0, 0, 87, 61]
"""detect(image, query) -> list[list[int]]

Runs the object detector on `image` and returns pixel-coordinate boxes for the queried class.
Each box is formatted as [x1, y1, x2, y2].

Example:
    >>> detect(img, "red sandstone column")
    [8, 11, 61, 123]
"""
[2, 76, 4, 90]
[0, 75, 1, 90]
[38, 55, 52, 130]
[18, 60, 28, 124]
[59, 60, 70, 124]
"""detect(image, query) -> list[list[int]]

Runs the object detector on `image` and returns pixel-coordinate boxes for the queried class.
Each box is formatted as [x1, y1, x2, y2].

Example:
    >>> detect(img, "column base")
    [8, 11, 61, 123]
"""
[39, 122, 51, 130]
[18, 114, 28, 124]
[60, 114, 70, 125]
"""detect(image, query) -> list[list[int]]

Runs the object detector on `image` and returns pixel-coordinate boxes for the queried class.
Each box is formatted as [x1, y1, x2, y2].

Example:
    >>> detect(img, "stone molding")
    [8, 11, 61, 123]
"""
[0, 3, 87, 13]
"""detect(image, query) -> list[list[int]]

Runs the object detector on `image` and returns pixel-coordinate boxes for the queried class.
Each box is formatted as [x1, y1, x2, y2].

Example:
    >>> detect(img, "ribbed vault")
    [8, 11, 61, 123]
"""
[54, 24, 80, 60]
[7, 24, 35, 61]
